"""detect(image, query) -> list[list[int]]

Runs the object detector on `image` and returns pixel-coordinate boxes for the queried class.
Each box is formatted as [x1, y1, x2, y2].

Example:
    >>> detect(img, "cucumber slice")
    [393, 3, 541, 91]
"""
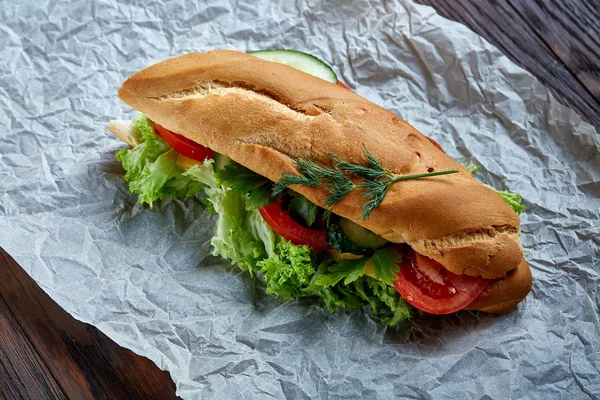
[339, 218, 388, 249]
[326, 221, 371, 255]
[213, 152, 232, 171]
[248, 50, 338, 84]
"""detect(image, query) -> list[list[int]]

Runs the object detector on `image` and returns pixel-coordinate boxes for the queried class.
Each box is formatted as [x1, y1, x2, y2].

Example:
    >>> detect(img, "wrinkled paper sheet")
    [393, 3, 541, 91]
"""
[1, 0, 599, 398]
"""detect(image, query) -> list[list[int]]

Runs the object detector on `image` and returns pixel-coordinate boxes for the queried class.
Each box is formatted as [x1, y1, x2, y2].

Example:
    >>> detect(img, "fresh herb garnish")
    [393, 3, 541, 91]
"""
[274, 147, 459, 218]
[288, 195, 319, 227]
[315, 257, 369, 287]
[316, 247, 403, 288]
[370, 247, 402, 285]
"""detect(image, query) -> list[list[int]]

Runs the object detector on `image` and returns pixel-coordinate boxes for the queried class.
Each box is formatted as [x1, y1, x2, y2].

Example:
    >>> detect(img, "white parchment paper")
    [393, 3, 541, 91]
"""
[1, 0, 599, 398]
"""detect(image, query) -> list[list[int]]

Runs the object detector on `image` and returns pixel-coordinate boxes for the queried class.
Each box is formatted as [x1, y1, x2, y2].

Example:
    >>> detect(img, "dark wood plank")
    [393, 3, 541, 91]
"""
[510, 0, 600, 98]
[415, 0, 600, 129]
[0, 295, 67, 400]
[0, 248, 179, 400]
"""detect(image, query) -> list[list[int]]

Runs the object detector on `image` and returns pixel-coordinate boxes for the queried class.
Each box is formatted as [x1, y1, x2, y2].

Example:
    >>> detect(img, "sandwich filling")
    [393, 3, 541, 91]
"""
[113, 113, 525, 324]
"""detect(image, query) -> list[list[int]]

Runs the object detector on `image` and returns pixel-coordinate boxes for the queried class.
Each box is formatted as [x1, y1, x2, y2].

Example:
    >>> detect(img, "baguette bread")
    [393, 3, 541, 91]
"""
[464, 258, 532, 313]
[108, 119, 531, 313]
[113, 50, 531, 312]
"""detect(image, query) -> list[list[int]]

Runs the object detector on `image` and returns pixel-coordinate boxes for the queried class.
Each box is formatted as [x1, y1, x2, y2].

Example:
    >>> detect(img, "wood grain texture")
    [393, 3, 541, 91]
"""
[0, 248, 179, 400]
[415, 0, 600, 129]
[510, 0, 600, 98]
[0, 296, 67, 400]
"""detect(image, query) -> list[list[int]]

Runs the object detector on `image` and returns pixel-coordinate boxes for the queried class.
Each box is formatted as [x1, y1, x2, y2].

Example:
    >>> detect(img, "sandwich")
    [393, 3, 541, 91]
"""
[107, 49, 532, 325]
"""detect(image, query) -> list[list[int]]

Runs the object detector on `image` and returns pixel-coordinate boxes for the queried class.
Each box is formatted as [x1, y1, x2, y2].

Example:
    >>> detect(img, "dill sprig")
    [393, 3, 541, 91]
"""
[274, 146, 459, 218]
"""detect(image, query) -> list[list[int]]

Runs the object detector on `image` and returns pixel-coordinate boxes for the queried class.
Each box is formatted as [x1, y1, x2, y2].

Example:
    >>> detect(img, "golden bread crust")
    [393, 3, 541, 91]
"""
[117, 50, 524, 279]
[465, 259, 532, 313]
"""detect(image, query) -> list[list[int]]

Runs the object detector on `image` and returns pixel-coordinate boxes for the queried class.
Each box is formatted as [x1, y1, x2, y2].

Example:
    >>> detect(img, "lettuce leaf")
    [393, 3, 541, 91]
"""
[214, 160, 274, 210]
[316, 247, 401, 288]
[257, 244, 412, 325]
[364, 280, 413, 326]
[211, 190, 267, 272]
[494, 190, 526, 214]
[116, 114, 204, 205]
[308, 263, 412, 326]
[215, 161, 269, 195]
[258, 240, 315, 299]
[183, 159, 218, 188]
[185, 161, 267, 272]
[116, 117, 169, 182]
[461, 161, 481, 174]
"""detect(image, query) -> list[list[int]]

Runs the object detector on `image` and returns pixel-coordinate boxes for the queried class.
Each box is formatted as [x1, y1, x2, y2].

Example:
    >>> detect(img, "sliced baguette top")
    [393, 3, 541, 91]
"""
[117, 50, 523, 279]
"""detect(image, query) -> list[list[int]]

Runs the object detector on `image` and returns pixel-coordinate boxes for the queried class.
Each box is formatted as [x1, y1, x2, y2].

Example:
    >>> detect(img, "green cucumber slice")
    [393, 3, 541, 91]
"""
[326, 221, 371, 255]
[248, 49, 338, 84]
[339, 218, 388, 249]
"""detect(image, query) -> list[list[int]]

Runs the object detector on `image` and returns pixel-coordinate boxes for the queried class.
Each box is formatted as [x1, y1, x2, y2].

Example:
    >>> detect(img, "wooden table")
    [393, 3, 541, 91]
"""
[0, 249, 178, 399]
[1, 1, 598, 399]
[417, 0, 600, 129]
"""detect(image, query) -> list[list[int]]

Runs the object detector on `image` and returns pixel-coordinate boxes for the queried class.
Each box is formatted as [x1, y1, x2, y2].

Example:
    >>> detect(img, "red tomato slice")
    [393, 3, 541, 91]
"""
[426, 137, 445, 153]
[393, 250, 488, 314]
[154, 123, 214, 162]
[259, 201, 331, 251]
[337, 81, 351, 90]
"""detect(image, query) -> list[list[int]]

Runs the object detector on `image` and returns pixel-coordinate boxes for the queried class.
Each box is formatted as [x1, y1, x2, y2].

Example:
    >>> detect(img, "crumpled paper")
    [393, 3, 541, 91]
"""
[1, 0, 599, 398]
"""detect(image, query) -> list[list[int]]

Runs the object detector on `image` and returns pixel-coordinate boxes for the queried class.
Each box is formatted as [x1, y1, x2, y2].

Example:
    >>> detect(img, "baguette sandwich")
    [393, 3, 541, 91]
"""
[108, 50, 531, 324]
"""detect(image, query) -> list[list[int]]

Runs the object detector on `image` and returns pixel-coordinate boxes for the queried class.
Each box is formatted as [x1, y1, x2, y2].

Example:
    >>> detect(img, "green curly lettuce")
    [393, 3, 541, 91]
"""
[214, 160, 275, 210]
[494, 190, 526, 214]
[116, 114, 204, 205]
[184, 161, 266, 272]
[258, 240, 315, 299]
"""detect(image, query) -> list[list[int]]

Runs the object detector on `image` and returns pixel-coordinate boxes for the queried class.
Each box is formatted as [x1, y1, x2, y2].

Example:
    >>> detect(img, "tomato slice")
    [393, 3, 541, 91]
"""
[393, 250, 488, 314]
[259, 201, 331, 250]
[154, 123, 214, 162]
[426, 137, 445, 153]
[337, 81, 351, 90]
